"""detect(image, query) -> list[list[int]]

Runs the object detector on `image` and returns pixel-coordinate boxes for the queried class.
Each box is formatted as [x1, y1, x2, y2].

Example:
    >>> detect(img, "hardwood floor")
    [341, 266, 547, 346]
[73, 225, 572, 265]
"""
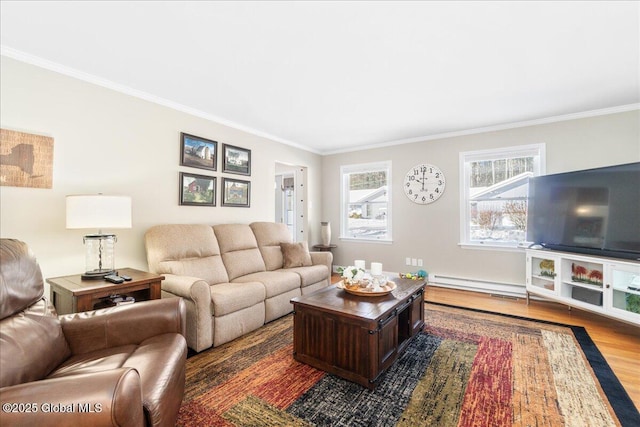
[424, 285, 640, 411]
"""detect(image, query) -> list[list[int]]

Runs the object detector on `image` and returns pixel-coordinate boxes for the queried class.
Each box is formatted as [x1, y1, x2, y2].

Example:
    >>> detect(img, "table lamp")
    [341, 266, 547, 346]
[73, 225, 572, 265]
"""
[66, 194, 132, 279]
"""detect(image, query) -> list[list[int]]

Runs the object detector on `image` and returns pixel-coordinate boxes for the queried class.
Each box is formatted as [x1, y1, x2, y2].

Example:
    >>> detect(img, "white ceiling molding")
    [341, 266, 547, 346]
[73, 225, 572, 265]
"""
[4, 45, 636, 157]
[0, 46, 317, 155]
[324, 104, 640, 155]
[1, 2, 638, 154]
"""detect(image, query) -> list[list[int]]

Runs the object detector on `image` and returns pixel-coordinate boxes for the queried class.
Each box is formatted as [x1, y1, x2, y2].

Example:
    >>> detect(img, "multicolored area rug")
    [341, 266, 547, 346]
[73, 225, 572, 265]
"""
[178, 303, 639, 427]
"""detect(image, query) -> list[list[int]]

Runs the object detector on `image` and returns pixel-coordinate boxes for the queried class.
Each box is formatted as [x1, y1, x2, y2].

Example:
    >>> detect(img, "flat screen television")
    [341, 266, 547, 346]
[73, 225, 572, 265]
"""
[526, 162, 640, 261]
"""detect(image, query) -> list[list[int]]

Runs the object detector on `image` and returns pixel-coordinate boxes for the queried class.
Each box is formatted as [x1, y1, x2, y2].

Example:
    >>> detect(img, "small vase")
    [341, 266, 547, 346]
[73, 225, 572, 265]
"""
[321, 221, 331, 246]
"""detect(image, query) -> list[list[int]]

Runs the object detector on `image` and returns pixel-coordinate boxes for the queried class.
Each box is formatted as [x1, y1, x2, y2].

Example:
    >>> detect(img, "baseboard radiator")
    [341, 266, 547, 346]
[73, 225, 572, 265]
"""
[333, 267, 528, 299]
[428, 273, 527, 299]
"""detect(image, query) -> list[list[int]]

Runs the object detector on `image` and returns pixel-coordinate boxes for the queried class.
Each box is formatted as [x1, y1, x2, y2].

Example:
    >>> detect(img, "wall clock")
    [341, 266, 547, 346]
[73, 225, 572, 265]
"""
[403, 163, 446, 204]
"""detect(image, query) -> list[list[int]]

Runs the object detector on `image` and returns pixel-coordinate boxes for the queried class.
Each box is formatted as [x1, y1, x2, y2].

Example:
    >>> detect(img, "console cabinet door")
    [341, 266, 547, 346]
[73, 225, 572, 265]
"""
[606, 262, 640, 324]
[526, 252, 559, 298]
[409, 290, 425, 336]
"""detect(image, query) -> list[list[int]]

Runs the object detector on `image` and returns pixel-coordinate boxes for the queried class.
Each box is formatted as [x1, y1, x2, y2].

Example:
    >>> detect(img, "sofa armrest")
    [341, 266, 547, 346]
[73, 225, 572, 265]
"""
[310, 251, 333, 274]
[157, 274, 213, 352]
[60, 298, 186, 356]
[0, 368, 144, 427]
[160, 274, 210, 301]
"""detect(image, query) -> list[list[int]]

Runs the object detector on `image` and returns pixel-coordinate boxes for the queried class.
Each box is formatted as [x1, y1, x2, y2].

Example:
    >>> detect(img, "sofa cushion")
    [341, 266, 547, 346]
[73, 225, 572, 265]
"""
[214, 224, 266, 280]
[214, 224, 259, 253]
[250, 222, 292, 245]
[145, 224, 230, 284]
[232, 271, 300, 298]
[209, 282, 266, 316]
[281, 242, 313, 268]
[250, 222, 292, 271]
[285, 264, 330, 287]
[0, 299, 71, 387]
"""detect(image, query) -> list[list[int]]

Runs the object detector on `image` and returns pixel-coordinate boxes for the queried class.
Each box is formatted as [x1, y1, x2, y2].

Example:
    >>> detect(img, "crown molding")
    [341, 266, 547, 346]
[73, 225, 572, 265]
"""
[323, 104, 640, 155]
[3, 46, 637, 157]
[1, 46, 320, 155]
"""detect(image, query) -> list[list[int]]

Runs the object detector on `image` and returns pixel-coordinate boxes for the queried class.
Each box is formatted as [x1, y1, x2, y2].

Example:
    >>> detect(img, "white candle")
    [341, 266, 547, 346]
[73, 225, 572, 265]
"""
[371, 262, 383, 276]
[354, 260, 366, 270]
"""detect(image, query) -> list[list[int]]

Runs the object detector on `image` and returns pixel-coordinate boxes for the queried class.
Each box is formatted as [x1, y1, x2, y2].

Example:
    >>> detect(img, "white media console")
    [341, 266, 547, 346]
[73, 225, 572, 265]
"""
[526, 249, 640, 326]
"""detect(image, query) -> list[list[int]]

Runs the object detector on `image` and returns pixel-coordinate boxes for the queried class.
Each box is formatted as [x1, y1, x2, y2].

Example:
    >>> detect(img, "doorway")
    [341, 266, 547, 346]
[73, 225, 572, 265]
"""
[275, 163, 308, 242]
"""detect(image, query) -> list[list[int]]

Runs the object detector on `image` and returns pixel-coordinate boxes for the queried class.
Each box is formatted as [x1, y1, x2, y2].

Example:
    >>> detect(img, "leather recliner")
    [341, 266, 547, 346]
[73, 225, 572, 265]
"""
[0, 239, 188, 427]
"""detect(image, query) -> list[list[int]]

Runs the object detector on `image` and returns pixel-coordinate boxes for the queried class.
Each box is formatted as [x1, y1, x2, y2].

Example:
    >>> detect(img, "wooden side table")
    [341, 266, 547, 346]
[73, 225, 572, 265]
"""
[47, 268, 164, 315]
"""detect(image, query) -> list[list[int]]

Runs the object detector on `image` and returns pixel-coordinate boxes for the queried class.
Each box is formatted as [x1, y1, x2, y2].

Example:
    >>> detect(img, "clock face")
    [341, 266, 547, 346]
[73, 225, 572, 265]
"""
[404, 164, 446, 204]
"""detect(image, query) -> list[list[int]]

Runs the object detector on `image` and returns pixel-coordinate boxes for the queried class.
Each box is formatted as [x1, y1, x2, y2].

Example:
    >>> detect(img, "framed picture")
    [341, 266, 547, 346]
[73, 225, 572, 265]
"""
[222, 144, 251, 175]
[180, 172, 216, 206]
[180, 132, 217, 171]
[0, 129, 54, 189]
[222, 177, 251, 207]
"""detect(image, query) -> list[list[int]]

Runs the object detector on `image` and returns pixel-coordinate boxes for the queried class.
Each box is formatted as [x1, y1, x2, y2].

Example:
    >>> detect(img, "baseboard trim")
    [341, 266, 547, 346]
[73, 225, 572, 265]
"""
[428, 274, 526, 298]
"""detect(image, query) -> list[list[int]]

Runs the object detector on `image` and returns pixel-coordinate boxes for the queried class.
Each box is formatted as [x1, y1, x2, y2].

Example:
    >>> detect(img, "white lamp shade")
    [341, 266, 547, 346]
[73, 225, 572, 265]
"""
[66, 195, 132, 229]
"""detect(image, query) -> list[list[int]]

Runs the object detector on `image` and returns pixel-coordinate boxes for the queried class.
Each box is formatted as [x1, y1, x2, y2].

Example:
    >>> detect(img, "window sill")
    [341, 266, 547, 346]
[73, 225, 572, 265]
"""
[458, 242, 525, 253]
[340, 237, 393, 245]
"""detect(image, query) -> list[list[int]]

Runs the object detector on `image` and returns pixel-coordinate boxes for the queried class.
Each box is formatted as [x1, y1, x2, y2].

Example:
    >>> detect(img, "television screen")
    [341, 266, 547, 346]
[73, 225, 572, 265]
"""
[526, 162, 640, 260]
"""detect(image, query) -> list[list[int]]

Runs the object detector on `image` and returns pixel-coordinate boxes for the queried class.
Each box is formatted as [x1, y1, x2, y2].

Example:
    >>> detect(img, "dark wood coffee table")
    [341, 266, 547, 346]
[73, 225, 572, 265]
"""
[290, 277, 426, 389]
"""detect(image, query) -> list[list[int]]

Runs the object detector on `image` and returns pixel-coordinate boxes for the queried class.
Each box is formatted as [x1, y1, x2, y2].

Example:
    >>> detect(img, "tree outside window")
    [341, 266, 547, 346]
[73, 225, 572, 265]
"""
[461, 144, 545, 247]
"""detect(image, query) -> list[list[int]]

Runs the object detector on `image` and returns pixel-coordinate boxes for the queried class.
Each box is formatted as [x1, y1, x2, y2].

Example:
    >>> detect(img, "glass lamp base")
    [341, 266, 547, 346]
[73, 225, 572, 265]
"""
[82, 234, 117, 280]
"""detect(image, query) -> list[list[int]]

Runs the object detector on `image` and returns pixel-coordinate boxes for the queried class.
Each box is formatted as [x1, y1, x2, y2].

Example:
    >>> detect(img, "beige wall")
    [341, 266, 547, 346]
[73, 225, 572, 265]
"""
[322, 110, 640, 288]
[2, 56, 638, 293]
[0, 57, 323, 281]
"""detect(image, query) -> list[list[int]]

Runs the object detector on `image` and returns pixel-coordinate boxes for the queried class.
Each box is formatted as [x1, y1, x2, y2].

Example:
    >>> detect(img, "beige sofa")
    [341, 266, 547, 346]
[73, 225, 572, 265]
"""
[144, 222, 332, 352]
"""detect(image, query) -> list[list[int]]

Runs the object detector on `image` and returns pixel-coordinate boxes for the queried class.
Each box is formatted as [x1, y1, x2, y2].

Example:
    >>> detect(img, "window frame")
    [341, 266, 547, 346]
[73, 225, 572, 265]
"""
[459, 143, 546, 250]
[340, 161, 393, 243]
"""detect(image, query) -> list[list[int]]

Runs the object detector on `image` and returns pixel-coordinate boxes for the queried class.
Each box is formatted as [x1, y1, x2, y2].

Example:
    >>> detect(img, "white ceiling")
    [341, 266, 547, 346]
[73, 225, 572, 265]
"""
[1, 1, 638, 154]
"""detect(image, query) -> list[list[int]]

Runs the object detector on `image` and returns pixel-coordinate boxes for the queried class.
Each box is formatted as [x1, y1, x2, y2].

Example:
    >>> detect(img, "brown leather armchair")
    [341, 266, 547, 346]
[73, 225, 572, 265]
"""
[0, 239, 188, 427]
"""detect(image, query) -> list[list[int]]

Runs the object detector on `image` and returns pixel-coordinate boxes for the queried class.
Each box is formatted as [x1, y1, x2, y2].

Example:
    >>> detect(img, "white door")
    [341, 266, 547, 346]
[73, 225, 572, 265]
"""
[275, 163, 307, 242]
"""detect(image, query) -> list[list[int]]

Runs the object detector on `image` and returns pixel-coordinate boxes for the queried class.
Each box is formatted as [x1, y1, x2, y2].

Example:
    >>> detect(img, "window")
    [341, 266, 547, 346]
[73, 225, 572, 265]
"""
[460, 144, 545, 248]
[340, 161, 392, 242]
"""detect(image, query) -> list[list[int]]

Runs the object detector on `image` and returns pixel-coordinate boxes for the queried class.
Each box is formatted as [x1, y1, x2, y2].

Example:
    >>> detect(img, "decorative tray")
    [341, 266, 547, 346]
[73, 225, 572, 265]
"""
[336, 280, 397, 296]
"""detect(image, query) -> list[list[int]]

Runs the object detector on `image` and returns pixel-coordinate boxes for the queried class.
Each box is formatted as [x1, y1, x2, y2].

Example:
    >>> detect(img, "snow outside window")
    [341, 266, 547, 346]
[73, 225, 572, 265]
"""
[460, 144, 545, 249]
[340, 161, 392, 242]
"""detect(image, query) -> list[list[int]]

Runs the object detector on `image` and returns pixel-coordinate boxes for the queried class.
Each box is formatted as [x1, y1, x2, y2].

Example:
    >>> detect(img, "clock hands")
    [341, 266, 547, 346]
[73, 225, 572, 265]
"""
[415, 169, 429, 192]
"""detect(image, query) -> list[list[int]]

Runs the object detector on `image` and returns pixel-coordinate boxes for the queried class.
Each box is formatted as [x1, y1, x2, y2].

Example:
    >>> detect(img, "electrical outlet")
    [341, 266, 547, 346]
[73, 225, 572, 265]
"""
[405, 257, 411, 265]
[411, 258, 417, 266]
[418, 259, 423, 267]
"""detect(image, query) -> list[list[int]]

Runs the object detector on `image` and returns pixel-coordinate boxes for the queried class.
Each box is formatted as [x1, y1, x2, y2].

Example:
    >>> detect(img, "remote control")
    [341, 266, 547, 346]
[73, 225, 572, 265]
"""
[119, 274, 132, 281]
[104, 274, 125, 284]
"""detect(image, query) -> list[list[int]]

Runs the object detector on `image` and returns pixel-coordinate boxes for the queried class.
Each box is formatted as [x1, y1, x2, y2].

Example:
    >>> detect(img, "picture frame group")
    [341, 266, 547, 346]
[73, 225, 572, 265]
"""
[180, 133, 252, 176]
[179, 132, 251, 207]
[179, 173, 250, 208]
